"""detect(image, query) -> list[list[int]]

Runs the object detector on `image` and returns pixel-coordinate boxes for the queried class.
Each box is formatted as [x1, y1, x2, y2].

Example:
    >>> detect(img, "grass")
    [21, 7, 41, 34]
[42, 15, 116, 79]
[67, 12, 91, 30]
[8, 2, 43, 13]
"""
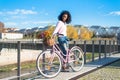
[0, 61, 36, 72]
[86, 52, 100, 61]
[78, 60, 120, 80]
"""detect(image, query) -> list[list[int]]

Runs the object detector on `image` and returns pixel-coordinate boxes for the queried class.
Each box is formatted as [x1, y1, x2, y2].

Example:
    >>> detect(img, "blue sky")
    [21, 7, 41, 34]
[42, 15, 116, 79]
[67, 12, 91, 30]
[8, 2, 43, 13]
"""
[0, 0, 120, 29]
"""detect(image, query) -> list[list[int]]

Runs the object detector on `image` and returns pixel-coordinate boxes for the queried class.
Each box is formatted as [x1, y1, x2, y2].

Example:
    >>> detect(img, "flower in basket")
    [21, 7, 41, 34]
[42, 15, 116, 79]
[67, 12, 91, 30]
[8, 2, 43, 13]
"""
[37, 31, 51, 39]
[43, 31, 51, 39]
[41, 31, 54, 46]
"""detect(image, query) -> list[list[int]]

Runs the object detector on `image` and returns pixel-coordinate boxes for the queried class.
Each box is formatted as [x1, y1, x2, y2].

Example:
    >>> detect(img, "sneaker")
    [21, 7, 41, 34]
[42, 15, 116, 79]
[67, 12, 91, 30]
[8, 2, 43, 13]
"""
[61, 64, 69, 72]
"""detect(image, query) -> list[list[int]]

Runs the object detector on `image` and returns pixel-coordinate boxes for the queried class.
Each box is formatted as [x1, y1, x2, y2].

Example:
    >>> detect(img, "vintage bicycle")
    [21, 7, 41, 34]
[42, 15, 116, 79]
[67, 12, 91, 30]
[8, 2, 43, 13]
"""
[36, 36, 84, 78]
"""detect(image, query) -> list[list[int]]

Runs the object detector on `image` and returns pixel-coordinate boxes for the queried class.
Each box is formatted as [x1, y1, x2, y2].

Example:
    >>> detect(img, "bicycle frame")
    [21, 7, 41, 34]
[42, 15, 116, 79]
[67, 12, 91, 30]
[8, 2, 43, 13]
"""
[51, 43, 71, 64]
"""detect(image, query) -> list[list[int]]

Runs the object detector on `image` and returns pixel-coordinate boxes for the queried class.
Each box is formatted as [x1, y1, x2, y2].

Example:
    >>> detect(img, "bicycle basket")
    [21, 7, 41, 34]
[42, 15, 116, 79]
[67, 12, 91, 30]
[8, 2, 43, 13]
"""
[43, 38, 55, 46]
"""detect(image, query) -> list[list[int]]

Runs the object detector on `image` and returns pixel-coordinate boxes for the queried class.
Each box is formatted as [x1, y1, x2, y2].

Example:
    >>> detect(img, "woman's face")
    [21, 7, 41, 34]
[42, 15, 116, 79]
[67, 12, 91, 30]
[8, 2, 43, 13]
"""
[62, 14, 68, 22]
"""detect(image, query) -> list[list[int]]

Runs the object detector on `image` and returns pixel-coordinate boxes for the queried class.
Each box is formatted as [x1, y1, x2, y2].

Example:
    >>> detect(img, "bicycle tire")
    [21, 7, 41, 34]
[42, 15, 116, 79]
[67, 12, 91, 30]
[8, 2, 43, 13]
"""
[36, 50, 62, 78]
[69, 46, 84, 72]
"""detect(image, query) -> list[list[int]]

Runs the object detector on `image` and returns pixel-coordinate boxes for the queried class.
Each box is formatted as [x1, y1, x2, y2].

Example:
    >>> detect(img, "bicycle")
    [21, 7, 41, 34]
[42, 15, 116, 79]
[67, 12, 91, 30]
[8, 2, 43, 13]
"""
[36, 37, 84, 78]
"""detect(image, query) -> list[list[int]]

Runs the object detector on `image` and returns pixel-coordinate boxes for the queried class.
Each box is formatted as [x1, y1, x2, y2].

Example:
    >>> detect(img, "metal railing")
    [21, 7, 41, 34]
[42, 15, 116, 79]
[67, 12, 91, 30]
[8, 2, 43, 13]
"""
[0, 39, 119, 79]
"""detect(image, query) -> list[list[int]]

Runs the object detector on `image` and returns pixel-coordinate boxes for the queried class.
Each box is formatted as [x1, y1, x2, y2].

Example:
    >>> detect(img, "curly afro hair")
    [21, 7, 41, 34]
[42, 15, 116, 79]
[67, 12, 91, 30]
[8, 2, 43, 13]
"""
[58, 10, 72, 24]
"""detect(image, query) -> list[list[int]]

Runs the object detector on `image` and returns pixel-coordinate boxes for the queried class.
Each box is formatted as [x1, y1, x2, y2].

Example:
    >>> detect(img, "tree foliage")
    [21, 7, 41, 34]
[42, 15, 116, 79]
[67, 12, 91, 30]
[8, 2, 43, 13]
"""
[36, 25, 93, 40]
[79, 27, 93, 40]
[67, 25, 78, 39]
[37, 25, 55, 39]
[46, 25, 55, 35]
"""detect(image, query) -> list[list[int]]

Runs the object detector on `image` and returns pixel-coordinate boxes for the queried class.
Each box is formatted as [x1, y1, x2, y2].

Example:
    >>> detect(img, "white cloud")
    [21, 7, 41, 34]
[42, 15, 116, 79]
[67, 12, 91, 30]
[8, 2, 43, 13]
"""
[21, 21, 30, 25]
[21, 21, 54, 25]
[2, 9, 49, 16]
[4, 20, 56, 28]
[11, 15, 26, 19]
[109, 11, 120, 16]
[32, 21, 52, 24]
[6, 9, 37, 15]
[4, 22, 17, 27]
[4, 18, 9, 20]
[20, 9, 37, 14]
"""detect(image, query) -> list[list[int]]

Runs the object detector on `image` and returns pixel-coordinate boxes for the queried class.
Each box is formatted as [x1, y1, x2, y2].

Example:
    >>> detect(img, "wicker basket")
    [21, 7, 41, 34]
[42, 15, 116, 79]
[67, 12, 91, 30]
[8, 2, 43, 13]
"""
[43, 38, 55, 46]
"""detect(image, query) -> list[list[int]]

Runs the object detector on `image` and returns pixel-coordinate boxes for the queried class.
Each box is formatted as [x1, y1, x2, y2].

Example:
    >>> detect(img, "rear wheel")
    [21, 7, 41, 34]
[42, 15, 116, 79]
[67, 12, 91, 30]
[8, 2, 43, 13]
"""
[36, 50, 62, 78]
[69, 46, 84, 71]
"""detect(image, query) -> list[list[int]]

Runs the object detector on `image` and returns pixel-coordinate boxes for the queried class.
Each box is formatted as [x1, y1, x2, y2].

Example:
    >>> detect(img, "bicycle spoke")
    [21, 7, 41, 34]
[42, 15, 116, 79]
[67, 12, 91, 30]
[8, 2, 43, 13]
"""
[69, 46, 84, 71]
[37, 50, 62, 78]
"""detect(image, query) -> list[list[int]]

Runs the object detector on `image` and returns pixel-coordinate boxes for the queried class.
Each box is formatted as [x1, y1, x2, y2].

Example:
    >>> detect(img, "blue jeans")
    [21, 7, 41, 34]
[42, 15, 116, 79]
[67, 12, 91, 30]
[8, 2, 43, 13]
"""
[58, 36, 69, 59]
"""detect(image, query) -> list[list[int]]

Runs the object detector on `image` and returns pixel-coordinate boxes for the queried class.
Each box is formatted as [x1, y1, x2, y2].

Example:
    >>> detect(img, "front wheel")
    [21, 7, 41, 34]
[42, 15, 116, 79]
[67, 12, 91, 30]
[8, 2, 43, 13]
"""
[36, 50, 62, 78]
[69, 46, 84, 72]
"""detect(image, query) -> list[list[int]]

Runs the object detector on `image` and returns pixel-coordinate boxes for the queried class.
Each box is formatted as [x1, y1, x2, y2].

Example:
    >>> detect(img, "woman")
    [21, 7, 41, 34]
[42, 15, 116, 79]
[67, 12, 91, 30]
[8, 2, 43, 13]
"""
[53, 10, 72, 70]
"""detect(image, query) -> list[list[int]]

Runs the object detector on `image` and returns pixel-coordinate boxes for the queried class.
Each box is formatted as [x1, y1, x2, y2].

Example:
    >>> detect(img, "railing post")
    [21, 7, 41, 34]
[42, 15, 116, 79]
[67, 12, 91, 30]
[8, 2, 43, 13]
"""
[118, 40, 120, 53]
[104, 40, 107, 58]
[84, 40, 86, 64]
[92, 40, 94, 62]
[74, 41, 76, 46]
[117, 40, 119, 53]
[99, 40, 101, 60]
[109, 40, 111, 56]
[42, 42, 45, 51]
[115, 40, 117, 53]
[17, 41, 21, 80]
[113, 40, 115, 53]
[0, 43, 2, 55]
[42, 42, 45, 70]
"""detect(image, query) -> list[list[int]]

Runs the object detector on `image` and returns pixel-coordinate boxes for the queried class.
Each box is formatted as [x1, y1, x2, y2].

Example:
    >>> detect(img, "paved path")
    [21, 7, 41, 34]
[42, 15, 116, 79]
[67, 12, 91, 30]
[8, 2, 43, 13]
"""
[2, 53, 120, 80]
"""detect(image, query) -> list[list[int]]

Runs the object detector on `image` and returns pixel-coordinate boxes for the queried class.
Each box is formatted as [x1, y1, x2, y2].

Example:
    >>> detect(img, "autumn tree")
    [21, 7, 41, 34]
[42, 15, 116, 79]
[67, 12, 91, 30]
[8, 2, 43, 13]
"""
[79, 26, 93, 40]
[36, 25, 55, 39]
[67, 25, 78, 39]
[45, 25, 55, 35]
[44, 25, 79, 39]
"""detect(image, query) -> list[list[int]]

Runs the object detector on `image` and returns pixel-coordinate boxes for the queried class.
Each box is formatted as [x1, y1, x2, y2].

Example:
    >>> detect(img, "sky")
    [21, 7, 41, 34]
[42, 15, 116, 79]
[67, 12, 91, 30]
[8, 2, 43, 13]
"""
[0, 0, 120, 29]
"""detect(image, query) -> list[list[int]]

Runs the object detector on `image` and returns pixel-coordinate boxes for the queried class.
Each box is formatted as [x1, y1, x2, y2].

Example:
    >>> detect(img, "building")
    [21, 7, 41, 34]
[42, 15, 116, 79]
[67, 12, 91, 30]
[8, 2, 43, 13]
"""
[0, 21, 23, 39]
[0, 22, 4, 33]
[0, 33, 23, 39]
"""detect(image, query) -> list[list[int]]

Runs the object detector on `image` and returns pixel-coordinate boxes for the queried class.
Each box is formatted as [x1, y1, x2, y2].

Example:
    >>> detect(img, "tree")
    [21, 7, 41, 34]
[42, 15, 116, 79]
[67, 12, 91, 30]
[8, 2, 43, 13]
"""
[79, 27, 93, 40]
[36, 25, 55, 39]
[67, 25, 78, 39]
[46, 25, 55, 35]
